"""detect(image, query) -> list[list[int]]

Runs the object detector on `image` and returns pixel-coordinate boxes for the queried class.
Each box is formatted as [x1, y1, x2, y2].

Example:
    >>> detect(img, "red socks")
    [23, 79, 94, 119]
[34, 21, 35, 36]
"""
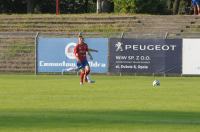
[80, 71, 85, 83]
[84, 70, 90, 82]
[84, 69, 90, 82]
[85, 69, 90, 76]
[80, 69, 90, 83]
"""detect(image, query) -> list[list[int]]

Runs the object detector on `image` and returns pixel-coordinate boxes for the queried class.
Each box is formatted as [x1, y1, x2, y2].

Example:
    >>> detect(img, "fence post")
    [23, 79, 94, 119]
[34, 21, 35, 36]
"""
[165, 32, 169, 39]
[121, 32, 124, 38]
[119, 32, 124, 76]
[35, 32, 39, 75]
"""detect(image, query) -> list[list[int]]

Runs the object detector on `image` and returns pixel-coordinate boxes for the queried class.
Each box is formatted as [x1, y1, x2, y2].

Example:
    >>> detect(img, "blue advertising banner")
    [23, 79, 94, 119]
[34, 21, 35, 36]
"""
[37, 37, 108, 73]
[109, 38, 182, 74]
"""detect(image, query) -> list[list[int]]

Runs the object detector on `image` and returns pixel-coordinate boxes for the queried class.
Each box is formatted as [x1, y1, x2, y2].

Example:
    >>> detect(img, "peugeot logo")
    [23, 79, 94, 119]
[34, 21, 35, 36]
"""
[115, 42, 123, 52]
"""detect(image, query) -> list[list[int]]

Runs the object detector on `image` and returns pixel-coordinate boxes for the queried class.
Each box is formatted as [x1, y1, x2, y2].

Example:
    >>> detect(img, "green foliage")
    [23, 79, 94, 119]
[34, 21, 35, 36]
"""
[0, 0, 96, 14]
[135, 0, 168, 14]
[114, 0, 168, 14]
[0, 0, 192, 14]
[113, 0, 136, 13]
[178, 0, 191, 14]
[0, 0, 27, 13]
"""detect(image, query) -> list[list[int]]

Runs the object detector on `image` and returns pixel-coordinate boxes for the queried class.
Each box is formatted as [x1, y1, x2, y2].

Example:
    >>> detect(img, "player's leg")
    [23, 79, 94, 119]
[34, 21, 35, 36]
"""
[192, 1, 197, 15]
[81, 60, 95, 83]
[197, 3, 200, 15]
[85, 65, 95, 83]
[77, 61, 85, 85]
[194, 5, 197, 15]
[81, 60, 89, 83]
[84, 65, 90, 82]
[80, 69, 85, 85]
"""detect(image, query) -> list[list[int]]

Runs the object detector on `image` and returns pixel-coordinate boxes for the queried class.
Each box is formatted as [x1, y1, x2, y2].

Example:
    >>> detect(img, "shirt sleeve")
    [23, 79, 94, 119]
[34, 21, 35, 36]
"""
[85, 44, 89, 52]
[74, 45, 78, 57]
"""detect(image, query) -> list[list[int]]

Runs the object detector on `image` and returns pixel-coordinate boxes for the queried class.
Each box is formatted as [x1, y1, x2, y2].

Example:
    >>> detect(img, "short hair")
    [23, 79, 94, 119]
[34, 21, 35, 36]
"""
[78, 32, 83, 38]
[78, 35, 84, 40]
[78, 35, 83, 38]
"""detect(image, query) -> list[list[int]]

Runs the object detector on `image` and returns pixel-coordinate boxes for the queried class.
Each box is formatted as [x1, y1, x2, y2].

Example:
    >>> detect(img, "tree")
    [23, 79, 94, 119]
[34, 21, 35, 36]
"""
[96, 0, 101, 13]
[101, 0, 114, 13]
[167, 0, 174, 10]
[26, 0, 34, 13]
[168, 0, 190, 14]
[113, 0, 136, 13]
[84, 0, 89, 13]
[0, 0, 191, 14]
[173, 0, 181, 14]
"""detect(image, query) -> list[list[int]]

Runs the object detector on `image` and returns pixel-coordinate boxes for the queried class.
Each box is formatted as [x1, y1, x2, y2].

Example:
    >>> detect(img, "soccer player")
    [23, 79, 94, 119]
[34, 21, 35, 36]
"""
[74, 35, 97, 85]
[192, 0, 200, 15]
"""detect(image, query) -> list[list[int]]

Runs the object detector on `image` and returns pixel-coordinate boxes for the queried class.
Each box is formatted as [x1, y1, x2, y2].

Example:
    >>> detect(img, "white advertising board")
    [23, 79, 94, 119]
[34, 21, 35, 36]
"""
[183, 39, 200, 75]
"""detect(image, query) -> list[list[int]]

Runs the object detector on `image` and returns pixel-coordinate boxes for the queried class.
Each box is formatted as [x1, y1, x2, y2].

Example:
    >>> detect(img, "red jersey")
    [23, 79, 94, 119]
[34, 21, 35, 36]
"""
[74, 43, 88, 62]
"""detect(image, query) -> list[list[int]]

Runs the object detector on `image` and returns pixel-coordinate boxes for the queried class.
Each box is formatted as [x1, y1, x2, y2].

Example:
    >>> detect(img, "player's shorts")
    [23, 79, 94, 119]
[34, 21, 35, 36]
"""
[192, 0, 200, 6]
[76, 60, 89, 70]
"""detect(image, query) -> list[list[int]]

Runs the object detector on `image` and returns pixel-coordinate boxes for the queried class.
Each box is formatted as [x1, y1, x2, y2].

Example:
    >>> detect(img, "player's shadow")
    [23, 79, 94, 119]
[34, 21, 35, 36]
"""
[0, 110, 200, 128]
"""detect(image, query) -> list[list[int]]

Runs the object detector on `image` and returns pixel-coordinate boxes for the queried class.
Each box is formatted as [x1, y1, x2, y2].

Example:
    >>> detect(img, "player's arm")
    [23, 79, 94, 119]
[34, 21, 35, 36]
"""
[75, 53, 80, 62]
[88, 48, 98, 52]
[86, 44, 95, 60]
[87, 51, 93, 60]
[74, 46, 81, 63]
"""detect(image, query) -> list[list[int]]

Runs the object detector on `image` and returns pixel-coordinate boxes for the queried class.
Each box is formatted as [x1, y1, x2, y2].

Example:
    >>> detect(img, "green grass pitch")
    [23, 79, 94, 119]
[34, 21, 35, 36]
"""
[0, 75, 200, 132]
